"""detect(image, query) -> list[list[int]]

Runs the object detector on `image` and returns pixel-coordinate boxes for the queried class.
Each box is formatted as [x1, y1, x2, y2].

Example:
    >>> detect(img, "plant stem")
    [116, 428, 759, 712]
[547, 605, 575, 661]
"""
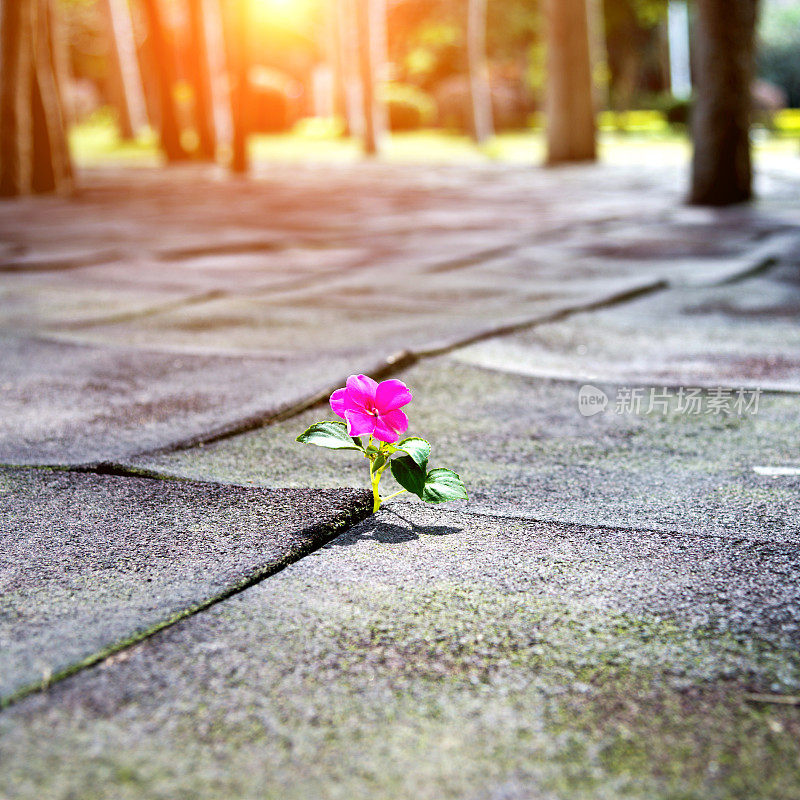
[368, 439, 393, 513]
[382, 489, 407, 503]
[370, 466, 381, 512]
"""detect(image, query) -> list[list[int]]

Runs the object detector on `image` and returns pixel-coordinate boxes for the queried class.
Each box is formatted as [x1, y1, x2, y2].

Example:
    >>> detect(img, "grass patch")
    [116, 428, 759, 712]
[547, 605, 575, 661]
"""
[68, 111, 799, 169]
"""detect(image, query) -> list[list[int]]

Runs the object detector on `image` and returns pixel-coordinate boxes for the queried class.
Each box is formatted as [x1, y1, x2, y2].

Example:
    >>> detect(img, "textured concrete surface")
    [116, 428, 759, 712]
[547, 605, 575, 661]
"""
[2, 163, 797, 465]
[0, 336, 365, 464]
[455, 262, 800, 391]
[0, 467, 369, 702]
[131, 355, 800, 541]
[2, 507, 799, 800]
[2, 159, 800, 799]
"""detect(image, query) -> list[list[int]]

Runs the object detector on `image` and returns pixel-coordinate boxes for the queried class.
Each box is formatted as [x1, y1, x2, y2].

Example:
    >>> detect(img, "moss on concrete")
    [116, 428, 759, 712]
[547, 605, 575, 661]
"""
[3, 508, 799, 799]
[129, 357, 800, 541]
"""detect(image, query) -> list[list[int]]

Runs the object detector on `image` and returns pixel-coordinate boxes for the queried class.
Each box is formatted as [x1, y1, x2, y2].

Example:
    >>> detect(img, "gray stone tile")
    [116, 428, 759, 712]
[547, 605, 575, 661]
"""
[0, 335, 366, 465]
[130, 355, 800, 542]
[0, 466, 369, 701]
[454, 265, 800, 391]
[1, 164, 795, 466]
[2, 160, 800, 799]
[2, 506, 798, 799]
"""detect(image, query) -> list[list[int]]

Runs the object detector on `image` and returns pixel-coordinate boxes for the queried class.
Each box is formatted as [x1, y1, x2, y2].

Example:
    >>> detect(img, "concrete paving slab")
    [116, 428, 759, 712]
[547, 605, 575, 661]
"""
[2, 506, 798, 800]
[129, 355, 800, 542]
[0, 164, 541, 273]
[1, 164, 795, 467]
[3, 163, 791, 342]
[54, 274, 654, 357]
[0, 246, 375, 330]
[0, 335, 369, 465]
[0, 466, 369, 702]
[29, 195, 795, 356]
[1, 160, 799, 798]
[0, 277, 189, 329]
[453, 264, 800, 392]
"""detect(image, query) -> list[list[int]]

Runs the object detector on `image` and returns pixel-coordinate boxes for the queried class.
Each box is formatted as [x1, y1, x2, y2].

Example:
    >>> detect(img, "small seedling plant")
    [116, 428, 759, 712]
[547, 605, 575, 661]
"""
[297, 375, 467, 512]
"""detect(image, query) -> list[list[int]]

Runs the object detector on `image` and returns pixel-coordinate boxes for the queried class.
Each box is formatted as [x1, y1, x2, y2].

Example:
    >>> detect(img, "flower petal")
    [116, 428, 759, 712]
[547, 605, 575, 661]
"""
[344, 409, 376, 438]
[329, 387, 349, 419]
[374, 379, 412, 412]
[372, 409, 409, 443]
[345, 374, 378, 411]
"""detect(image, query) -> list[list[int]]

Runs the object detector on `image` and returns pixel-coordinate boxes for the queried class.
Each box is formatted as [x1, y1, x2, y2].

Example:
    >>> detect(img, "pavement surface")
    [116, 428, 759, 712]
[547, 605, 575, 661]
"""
[1, 156, 800, 799]
[0, 468, 369, 701]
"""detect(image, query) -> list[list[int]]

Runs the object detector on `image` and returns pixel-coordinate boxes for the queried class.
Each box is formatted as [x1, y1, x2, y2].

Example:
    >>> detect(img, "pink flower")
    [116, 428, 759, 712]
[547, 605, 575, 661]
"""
[330, 375, 412, 443]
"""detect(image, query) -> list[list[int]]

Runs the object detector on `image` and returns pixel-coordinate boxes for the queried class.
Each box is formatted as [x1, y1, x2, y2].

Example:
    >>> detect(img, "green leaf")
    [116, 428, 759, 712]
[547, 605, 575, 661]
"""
[372, 451, 388, 472]
[296, 421, 364, 451]
[391, 459, 468, 504]
[394, 437, 431, 470]
[390, 455, 427, 498]
[421, 468, 468, 504]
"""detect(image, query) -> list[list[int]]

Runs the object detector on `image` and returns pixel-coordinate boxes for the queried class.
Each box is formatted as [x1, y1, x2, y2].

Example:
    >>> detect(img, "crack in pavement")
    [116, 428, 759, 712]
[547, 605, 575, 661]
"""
[6, 496, 796, 711]
[77, 280, 668, 461]
[0, 248, 124, 274]
[423, 502, 800, 549]
[12, 245, 800, 475]
[5, 232, 796, 708]
[0, 478, 373, 710]
[10, 280, 666, 471]
[41, 233, 532, 330]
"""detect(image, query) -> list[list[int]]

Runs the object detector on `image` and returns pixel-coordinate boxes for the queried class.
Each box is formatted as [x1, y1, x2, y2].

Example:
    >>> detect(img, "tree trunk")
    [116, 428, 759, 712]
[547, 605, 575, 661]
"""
[545, 0, 597, 164]
[689, 0, 759, 206]
[0, 0, 34, 196]
[140, 0, 188, 161]
[614, 41, 639, 115]
[585, 0, 608, 111]
[328, 0, 349, 132]
[466, 0, 493, 144]
[186, 0, 216, 160]
[1, 0, 72, 197]
[51, 0, 76, 126]
[355, 0, 383, 155]
[225, 0, 251, 173]
[102, 0, 148, 140]
[202, 0, 232, 149]
[337, 0, 364, 138]
[31, 0, 73, 193]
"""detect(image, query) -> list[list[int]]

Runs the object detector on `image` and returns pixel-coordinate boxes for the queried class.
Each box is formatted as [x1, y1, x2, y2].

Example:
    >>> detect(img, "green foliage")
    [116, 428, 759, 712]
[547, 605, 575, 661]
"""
[598, 108, 669, 132]
[401, 22, 463, 89]
[296, 422, 364, 452]
[297, 416, 465, 511]
[381, 83, 437, 132]
[389, 455, 428, 498]
[393, 437, 431, 470]
[630, 0, 668, 28]
[486, 0, 541, 61]
[418, 468, 469, 503]
[393, 0, 541, 95]
[775, 109, 800, 136]
[604, 0, 668, 31]
[758, 5, 800, 107]
[390, 457, 468, 504]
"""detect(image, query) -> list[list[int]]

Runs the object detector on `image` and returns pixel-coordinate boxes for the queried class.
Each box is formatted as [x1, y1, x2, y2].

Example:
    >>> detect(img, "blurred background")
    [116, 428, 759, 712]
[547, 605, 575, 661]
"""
[1, 0, 797, 204]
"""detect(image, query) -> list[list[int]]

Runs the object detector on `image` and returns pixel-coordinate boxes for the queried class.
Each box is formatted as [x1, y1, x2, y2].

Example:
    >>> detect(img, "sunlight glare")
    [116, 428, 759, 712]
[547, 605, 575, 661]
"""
[249, 0, 311, 27]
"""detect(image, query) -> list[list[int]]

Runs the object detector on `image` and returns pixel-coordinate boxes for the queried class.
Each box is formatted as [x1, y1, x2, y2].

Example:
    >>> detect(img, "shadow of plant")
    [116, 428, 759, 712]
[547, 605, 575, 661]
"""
[333, 510, 461, 546]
